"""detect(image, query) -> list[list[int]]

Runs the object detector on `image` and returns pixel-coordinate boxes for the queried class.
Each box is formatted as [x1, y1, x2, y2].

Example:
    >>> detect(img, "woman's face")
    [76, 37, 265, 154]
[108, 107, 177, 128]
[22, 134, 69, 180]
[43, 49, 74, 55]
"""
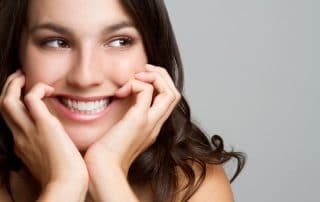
[20, 0, 148, 150]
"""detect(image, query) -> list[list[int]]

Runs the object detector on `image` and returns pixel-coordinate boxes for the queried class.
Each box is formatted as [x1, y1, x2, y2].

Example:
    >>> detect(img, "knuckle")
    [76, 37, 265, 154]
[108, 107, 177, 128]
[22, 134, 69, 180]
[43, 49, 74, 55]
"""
[149, 131, 160, 145]
[24, 93, 35, 104]
[31, 82, 47, 92]
[166, 92, 176, 103]
[151, 71, 161, 77]
[148, 137, 157, 146]
[13, 137, 25, 153]
[1, 97, 14, 110]
[7, 73, 17, 82]
[145, 83, 154, 93]
[149, 134, 157, 143]
[13, 141, 28, 159]
[159, 67, 169, 76]
[176, 91, 182, 102]
[138, 80, 153, 92]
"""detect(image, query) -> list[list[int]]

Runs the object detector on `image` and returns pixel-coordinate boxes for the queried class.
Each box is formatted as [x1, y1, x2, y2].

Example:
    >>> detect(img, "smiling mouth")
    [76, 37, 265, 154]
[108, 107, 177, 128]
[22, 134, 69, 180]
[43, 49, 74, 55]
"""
[57, 96, 113, 114]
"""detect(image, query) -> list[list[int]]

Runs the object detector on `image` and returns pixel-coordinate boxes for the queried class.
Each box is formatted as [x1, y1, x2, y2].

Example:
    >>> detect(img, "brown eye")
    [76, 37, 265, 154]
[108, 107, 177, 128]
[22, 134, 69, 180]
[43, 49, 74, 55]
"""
[108, 37, 133, 48]
[41, 38, 70, 49]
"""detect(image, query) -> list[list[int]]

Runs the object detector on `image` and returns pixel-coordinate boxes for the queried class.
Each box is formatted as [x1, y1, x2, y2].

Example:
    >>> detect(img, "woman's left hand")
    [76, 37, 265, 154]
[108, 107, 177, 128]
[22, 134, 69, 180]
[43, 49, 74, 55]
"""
[84, 64, 181, 200]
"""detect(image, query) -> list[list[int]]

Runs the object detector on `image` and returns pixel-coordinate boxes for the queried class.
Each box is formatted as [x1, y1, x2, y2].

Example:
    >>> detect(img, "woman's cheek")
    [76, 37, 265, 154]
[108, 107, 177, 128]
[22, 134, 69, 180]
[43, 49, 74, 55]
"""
[22, 52, 71, 90]
[106, 52, 147, 85]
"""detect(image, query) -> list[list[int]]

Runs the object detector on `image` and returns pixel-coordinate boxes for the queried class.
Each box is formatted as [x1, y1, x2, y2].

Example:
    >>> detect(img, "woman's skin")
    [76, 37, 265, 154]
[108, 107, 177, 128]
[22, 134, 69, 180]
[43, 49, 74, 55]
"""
[0, 0, 234, 201]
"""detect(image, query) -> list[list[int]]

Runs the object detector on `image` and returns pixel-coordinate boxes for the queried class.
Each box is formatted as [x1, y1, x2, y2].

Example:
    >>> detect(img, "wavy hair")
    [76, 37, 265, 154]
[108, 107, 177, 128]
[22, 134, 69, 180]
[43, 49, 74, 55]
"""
[0, 0, 246, 201]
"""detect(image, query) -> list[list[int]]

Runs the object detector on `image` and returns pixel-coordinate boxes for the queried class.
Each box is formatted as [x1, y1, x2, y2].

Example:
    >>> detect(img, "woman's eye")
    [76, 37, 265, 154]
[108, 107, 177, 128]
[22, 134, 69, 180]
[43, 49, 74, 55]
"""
[108, 37, 133, 48]
[40, 38, 70, 49]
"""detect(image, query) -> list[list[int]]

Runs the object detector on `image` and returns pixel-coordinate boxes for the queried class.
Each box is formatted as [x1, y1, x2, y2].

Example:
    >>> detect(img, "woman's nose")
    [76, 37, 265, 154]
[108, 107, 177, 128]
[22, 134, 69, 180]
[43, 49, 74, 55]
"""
[66, 48, 105, 88]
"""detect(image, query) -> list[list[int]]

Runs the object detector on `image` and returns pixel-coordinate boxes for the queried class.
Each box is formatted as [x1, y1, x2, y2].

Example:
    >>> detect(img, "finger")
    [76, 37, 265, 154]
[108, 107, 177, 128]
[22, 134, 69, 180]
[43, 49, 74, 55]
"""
[145, 64, 181, 114]
[135, 71, 178, 125]
[98, 80, 154, 151]
[123, 79, 154, 116]
[0, 69, 22, 102]
[1, 74, 33, 131]
[134, 70, 176, 116]
[145, 64, 178, 94]
[115, 80, 132, 98]
[137, 67, 181, 143]
[134, 71, 167, 94]
[2, 112, 24, 136]
[24, 83, 55, 123]
[148, 92, 180, 143]
[146, 89, 182, 146]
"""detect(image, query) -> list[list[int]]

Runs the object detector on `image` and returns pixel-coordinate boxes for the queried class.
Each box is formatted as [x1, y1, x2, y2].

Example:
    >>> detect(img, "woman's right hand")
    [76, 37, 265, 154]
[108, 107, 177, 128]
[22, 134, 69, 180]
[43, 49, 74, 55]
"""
[0, 70, 88, 201]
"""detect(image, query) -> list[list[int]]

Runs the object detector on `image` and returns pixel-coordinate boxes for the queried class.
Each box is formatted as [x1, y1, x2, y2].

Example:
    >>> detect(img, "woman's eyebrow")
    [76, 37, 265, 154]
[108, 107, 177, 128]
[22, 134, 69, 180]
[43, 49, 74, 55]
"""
[102, 21, 136, 34]
[28, 21, 136, 35]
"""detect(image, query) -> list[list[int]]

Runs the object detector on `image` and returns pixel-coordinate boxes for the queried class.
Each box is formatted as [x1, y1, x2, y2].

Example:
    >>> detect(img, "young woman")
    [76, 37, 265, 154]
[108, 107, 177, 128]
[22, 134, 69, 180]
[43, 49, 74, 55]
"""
[0, 0, 245, 201]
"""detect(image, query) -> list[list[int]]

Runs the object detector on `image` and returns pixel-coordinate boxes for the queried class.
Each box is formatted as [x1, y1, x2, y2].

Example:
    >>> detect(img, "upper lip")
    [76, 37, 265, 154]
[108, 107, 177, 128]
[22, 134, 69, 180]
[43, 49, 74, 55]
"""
[55, 94, 113, 101]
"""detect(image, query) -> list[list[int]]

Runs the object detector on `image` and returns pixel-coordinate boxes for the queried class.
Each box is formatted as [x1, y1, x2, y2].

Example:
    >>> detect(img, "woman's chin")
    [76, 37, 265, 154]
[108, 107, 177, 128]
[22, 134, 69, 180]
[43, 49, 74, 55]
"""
[65, 127, 105, 152]
[73, 138, 95, 152]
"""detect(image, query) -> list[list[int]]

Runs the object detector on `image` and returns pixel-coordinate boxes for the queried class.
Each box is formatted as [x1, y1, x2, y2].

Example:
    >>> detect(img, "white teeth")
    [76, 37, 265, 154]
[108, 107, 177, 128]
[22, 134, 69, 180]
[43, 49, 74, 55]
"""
[61, 98, 110, 114]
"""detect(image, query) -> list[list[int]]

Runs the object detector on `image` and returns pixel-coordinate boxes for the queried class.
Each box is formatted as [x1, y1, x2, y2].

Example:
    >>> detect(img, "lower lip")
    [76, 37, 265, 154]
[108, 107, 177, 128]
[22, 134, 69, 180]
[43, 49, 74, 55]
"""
[52, 98, 113, 122]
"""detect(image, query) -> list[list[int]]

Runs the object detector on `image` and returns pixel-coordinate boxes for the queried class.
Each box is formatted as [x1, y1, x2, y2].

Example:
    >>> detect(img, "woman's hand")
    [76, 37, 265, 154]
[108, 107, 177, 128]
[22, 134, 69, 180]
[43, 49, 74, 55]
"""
[0, 70, 88, 201]
[84, 64, 181, 201]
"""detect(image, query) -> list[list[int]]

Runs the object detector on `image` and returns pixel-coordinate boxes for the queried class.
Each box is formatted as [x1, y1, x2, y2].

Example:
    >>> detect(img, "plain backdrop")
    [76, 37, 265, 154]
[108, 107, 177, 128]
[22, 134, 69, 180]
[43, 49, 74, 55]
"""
[165, 1, 319, 202]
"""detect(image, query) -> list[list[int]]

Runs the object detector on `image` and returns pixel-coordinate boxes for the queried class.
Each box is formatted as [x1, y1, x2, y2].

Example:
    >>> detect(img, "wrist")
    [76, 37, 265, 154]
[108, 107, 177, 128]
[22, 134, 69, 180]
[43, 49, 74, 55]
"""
[89, 166, 138, 202]
[85, 153, 130, 178]
[38, 176, 88, 201]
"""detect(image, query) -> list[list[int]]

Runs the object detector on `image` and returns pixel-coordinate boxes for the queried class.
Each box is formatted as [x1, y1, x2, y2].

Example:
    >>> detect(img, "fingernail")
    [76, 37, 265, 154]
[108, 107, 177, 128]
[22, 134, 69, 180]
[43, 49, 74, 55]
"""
[146, 64, 155, 69]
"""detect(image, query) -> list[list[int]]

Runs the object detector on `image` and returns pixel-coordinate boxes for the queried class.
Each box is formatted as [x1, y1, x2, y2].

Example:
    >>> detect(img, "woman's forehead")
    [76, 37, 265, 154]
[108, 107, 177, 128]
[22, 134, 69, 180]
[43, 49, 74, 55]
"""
[26, 0, 133, 35]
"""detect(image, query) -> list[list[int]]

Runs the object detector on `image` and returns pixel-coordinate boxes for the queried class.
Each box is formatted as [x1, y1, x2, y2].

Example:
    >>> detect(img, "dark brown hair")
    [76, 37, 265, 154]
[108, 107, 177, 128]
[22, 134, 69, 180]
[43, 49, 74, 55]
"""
[0, 0, 246, 201]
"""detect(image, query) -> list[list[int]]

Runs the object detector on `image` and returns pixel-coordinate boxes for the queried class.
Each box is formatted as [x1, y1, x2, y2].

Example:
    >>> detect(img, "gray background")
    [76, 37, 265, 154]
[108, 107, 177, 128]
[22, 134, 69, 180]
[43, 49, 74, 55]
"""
[165, 1, 319, 202]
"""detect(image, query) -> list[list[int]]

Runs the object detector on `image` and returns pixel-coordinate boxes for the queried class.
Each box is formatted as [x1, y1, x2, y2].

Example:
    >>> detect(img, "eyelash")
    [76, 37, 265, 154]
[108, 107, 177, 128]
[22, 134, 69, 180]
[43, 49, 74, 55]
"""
[39, 37, 70, 49]
[39, 36, 135, 49]
[107, 36, 134, 48]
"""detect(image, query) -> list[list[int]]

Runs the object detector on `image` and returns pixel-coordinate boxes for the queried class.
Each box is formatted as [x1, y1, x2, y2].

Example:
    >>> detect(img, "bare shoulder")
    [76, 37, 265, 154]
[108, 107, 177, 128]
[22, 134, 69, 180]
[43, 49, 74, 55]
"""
[0, 184, 12, 202]
[176, 163, 234, 202]
[189, 164, 234, 202]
